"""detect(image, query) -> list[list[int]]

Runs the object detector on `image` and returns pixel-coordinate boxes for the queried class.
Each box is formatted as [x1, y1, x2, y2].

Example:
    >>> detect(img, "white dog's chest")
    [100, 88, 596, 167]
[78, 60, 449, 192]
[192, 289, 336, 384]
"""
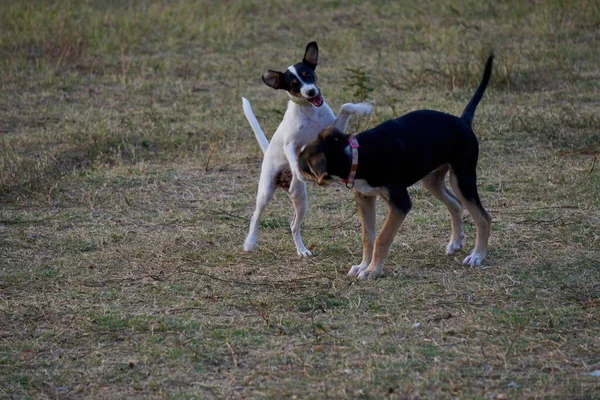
[267, 101, 336, 170]
[283, 104, 335, 141]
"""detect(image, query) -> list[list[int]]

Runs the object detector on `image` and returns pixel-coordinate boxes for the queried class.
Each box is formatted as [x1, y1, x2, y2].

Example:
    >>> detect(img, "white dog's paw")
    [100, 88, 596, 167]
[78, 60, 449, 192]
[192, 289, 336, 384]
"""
[347, 264, 366, 277]
[297, 247, 313, 257]
[358, 268, 384, 280]
[354, 102, 373, 117]
[243, 239, 256, 252]
[463, 251, 485, 266]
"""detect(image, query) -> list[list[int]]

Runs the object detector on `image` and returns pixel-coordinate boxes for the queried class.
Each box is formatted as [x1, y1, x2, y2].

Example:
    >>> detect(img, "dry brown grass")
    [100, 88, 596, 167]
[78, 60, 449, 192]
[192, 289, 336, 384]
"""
[1, 0, 599, 398]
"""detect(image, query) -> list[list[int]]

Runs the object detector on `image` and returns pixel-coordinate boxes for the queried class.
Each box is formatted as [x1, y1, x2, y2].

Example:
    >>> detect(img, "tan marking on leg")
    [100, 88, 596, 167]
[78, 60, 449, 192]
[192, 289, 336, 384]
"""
[421, 165, 464, 254]
[449, 172, 491, 265]
[348, 192, 376, 276]
[359, 204, 406, 279]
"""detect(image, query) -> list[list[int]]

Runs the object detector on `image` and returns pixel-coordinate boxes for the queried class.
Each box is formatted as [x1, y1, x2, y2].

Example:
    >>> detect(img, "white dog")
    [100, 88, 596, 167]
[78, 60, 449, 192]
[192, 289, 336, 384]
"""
[242, 41, 372, 256]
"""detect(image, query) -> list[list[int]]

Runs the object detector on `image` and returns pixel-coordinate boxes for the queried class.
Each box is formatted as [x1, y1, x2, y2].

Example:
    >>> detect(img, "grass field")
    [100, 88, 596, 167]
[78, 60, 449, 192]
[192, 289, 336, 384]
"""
[1, 0, 600, 398]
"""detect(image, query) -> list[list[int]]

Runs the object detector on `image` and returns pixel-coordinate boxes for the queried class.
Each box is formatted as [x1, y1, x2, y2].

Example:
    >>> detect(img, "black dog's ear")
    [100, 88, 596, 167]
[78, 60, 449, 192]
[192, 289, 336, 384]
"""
[307, 152, 328, 185]
[303, 42, 318, 70]
[262, 70, 286, 90]
[318, 126, 343, 140]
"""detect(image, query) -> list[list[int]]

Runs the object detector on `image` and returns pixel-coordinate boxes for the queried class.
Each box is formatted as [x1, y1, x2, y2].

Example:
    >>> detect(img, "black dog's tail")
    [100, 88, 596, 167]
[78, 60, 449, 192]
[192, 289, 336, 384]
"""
[461, 54, 494, 127]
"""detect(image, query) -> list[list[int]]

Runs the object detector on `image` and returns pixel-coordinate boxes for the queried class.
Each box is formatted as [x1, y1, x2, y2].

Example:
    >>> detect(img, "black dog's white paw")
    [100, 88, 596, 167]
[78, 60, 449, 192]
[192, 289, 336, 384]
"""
[463, 251, 485, 266]
[347, 264, 365, 277]
[446, 232, 465, 255]
[358, 268, 384, 280]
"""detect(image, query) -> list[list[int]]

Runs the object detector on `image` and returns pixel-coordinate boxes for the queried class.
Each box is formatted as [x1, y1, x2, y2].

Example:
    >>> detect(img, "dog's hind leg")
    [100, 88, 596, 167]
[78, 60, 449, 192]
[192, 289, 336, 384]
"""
[348, 192, 377, 277]
[288, 175, 312, 257]
[421, 165, 465, 255]
[244, 164, 277, 252]
[449, 169, 491, 266]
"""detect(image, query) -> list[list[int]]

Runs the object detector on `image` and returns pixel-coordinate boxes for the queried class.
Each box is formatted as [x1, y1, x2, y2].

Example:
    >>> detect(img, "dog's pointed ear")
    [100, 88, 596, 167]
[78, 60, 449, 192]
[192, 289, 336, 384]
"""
[262, 70, 285, 90]
[307, 153, 328, 184]
[303, 42, 318, 70]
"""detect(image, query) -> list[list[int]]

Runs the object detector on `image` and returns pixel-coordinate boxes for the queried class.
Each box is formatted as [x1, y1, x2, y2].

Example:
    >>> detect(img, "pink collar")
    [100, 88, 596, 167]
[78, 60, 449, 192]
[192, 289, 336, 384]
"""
[342, 137, 359, 188]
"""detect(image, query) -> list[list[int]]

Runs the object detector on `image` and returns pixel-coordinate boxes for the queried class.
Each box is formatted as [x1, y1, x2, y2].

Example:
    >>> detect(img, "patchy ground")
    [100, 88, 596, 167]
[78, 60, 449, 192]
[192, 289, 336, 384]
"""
[1, 1, 599, 398]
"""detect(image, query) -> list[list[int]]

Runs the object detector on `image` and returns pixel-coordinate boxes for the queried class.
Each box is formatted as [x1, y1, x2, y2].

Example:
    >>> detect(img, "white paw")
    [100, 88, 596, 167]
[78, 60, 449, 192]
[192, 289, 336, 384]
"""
[355, 103, 373, 117]
[446, 241, 462, 255]
[358, 268, 384, 280]
[243, 238, 256, 252]
[463, 251, 485, 266]
[297, 247, 313, 257]
[347, 264, 366, 277]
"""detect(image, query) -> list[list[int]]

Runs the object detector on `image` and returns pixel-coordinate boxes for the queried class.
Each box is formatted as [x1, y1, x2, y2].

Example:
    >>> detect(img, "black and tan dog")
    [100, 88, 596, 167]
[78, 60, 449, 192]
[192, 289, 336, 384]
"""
[298, 55, 494, 279]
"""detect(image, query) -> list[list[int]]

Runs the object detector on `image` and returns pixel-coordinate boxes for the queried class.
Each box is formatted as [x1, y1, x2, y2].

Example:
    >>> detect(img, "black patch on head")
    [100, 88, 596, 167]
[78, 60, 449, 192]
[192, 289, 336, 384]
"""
[293, 62, 317, 83]
[261, 42, 319, 94]
[280, 63, 318, 96]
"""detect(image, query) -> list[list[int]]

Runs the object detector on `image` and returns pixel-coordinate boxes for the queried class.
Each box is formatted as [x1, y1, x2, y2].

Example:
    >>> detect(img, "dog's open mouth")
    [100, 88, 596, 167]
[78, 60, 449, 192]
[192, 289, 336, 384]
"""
[307, 94, 324, 107]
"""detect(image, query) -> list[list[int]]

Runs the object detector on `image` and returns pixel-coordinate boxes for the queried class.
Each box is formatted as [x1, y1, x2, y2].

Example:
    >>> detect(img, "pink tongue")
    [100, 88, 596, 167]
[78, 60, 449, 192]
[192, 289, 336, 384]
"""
[309, 95, 323, 107]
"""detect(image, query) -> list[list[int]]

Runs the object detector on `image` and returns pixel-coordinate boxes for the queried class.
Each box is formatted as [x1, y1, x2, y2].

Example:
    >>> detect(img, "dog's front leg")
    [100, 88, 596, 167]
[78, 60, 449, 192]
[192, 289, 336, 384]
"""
[358, 187, 411, 280]
[283, 142, 302, 180]
[334, 103, 373, 132]
[348, 192, 376, 276]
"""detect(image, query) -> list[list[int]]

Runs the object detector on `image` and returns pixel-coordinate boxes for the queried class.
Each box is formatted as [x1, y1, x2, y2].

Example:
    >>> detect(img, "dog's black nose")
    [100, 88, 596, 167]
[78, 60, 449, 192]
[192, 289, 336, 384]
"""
[307, 88, 316, 97]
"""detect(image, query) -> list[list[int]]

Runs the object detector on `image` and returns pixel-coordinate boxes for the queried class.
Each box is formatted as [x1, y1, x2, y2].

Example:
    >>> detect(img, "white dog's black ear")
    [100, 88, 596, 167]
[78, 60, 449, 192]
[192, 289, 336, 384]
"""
[262, 70, 285, 90]
[303, 42, 318, 70]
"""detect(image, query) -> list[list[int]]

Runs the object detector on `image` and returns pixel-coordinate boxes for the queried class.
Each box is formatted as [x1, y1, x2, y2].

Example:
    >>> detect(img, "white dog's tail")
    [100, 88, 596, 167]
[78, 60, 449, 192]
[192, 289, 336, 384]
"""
[242, 97, 269, 153]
